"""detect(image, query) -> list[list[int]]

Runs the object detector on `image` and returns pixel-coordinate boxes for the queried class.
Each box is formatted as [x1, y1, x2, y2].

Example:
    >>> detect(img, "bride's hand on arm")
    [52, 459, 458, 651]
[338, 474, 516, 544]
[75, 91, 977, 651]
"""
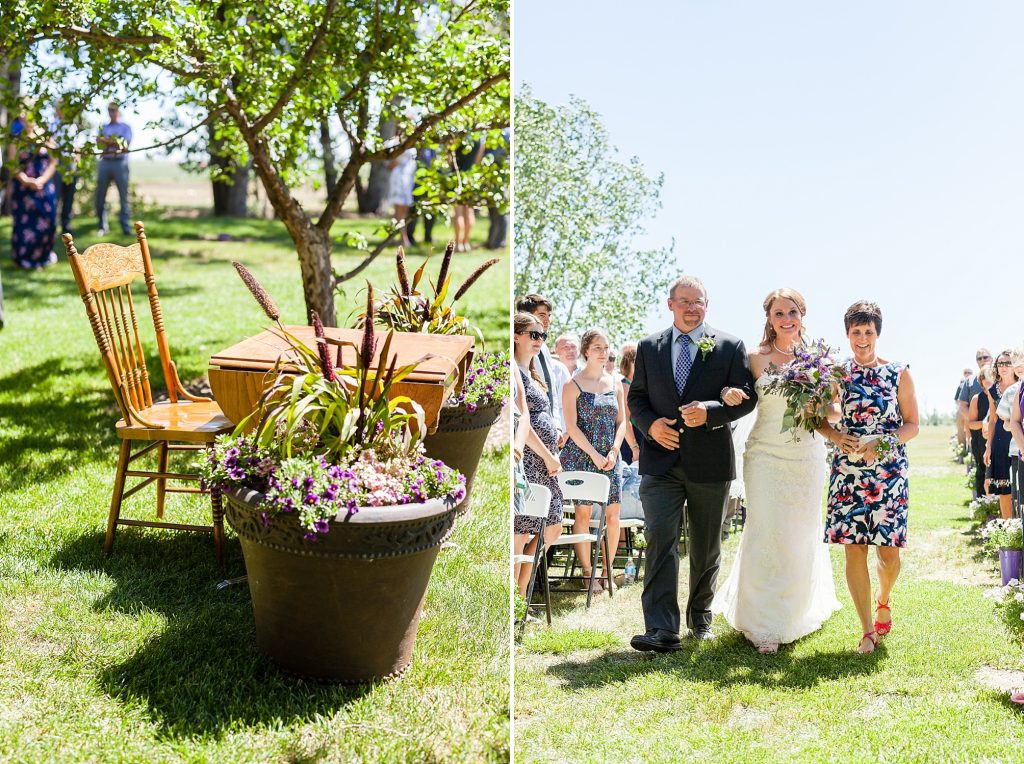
[720, 386, 750, 407]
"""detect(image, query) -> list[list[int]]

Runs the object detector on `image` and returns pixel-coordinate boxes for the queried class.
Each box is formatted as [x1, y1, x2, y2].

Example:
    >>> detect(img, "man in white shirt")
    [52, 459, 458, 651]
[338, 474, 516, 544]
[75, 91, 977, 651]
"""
[554, 334, 580, 376]
[516, 294, 570, 438]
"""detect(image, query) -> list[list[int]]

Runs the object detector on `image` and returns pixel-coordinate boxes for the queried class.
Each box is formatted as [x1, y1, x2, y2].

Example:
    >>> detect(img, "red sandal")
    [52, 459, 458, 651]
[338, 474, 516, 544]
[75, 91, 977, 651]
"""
[874, 599, 892, 637]
[858, 630, 879, 654]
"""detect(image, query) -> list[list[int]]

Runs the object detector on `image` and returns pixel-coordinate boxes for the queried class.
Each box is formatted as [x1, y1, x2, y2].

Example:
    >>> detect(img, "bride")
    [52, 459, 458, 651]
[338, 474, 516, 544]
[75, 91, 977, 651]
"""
[710, 288, 841, 653]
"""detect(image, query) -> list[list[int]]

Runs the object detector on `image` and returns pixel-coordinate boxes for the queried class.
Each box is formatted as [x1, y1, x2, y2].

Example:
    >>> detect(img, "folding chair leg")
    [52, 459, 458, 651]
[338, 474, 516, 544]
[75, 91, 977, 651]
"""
[155, 441, 169, 519]
[586, 507, 606, 610]
[517, 534, 547, 644]
[104, 439, 132, 555]
[541, 546, 552, 625]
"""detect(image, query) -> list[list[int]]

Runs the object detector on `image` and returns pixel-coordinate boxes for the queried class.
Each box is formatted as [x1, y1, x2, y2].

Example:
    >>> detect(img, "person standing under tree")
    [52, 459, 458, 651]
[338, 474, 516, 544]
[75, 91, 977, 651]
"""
[95, 102, 133, 236]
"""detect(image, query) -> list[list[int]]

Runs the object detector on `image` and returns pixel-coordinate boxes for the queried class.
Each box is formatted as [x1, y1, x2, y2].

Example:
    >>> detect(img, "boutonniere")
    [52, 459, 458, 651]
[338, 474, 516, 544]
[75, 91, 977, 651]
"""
[697, 335, 716, 360]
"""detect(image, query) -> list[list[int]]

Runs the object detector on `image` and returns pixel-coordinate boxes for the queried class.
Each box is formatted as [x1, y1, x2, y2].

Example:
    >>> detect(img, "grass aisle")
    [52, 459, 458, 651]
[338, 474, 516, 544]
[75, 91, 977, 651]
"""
[515, 426, 1024, 763]
[0, 216, 510, 762]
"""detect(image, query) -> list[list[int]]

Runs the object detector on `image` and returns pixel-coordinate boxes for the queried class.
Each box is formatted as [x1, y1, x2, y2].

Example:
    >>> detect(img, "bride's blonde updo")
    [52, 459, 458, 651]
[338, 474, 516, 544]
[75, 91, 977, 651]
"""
[759, 287, 808, 351]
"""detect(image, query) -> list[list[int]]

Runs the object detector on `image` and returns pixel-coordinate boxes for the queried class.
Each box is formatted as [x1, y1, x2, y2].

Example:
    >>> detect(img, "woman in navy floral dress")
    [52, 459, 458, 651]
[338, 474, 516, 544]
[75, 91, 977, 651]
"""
[10, 122, 58, 271]
[821, 301, 919, 654]
[512, 313, 564, 596]
[560, 328, 626, 592]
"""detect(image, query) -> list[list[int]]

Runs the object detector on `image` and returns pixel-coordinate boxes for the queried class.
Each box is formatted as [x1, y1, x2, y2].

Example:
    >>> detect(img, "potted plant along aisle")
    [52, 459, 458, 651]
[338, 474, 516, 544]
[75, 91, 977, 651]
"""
[371, 243, 508, 511]
[981, 518, 1024, 586]
[200, 264, 466, 683]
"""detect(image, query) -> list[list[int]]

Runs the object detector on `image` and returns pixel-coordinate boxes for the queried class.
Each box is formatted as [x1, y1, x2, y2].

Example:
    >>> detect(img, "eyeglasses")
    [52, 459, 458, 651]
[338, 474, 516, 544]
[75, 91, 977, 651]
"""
[672, 299, 707, 309]
[517, 330, 547, 342]
[977, 355, 992, 361]
[996, 360, 1012, 367]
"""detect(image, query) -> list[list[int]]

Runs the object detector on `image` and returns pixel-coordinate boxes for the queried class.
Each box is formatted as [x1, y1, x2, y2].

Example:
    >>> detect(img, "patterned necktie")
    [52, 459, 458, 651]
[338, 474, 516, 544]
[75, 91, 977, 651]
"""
[675, 334, 692, 396]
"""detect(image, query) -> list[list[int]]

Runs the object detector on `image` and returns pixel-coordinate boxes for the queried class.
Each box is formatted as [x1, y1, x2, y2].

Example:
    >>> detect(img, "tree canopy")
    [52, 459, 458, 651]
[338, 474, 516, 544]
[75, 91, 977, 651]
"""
[513, 87, 673, 343]
[3, 0, 509, 326]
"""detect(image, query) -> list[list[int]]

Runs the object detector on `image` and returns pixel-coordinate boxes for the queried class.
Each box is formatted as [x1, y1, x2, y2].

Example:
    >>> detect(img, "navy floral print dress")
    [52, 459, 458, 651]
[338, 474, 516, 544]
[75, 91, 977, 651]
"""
[559, 380, 622, 505]
[513, 368, 564, 535]
[825, 361, 909, 547]
[11, 148, 58, 270]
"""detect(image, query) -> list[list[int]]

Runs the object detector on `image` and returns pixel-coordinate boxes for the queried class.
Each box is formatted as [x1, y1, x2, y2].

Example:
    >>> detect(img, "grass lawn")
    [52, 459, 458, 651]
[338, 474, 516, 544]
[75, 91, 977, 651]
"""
[514, 426, 1024, 763]
[0, 212, 510, 763]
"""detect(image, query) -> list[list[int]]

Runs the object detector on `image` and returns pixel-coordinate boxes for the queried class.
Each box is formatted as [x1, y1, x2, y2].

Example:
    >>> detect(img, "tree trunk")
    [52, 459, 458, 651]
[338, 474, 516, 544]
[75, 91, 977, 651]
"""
[1, 56, 22, 216]
[357, 160, 389, 213]
[320, 118, 337, 197]
[210, 123, 251, 217]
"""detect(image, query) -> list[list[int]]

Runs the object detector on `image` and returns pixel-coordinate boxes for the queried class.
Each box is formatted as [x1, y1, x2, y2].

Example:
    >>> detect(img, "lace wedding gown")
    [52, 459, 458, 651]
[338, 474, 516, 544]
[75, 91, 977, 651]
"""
[711, 376, 841, 647]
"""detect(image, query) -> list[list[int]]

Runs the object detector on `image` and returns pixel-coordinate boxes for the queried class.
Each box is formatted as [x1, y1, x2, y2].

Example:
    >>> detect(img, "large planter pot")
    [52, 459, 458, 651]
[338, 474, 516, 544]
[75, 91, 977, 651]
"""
[223, 487, 458, 683]
[999, 547, 1023, 585]
[422, 401, 502, 513]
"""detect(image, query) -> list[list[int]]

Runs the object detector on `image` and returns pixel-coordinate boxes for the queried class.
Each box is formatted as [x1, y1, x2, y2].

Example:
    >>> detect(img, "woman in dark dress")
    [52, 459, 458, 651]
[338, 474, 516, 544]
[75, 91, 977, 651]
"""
[821, 301, 919, 654]
[512, 312, 563, 596]
[986, 350, 1017, 519]
[967, 364, 995, 498]
[10, 120, 58, 271]
[560, 328, 627, 592]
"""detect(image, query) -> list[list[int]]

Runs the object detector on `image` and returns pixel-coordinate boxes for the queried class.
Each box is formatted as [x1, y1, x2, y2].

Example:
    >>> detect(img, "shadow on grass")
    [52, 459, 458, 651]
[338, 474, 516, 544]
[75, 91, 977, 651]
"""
[50, 531, 372, 738]
[544, 630, 883, 692]
[0, 357, 119, 494]
[0, 259, 202, 303]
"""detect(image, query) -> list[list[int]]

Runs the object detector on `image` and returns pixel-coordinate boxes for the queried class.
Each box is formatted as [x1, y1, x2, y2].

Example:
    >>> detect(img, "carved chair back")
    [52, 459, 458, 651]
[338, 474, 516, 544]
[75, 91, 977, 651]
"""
[64, 223, 180, 426]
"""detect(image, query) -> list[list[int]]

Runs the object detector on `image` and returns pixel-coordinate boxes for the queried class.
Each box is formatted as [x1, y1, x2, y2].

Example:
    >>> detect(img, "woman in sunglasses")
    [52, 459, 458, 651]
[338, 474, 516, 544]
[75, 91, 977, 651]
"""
[513, 312, 564, 596]
[985, 350, 1018, 519]
[560, 328, 627, 593]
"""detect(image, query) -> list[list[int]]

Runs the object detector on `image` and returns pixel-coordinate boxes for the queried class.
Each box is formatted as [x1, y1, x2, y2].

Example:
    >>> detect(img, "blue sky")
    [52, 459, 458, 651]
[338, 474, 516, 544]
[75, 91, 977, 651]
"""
[514, 1, 1024, 414]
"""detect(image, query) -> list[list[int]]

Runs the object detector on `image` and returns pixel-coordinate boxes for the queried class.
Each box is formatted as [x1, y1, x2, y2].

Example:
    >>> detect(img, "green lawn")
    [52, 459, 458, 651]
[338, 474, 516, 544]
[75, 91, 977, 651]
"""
[0, 213, 510, 763]
[514, 426, 1024, 763]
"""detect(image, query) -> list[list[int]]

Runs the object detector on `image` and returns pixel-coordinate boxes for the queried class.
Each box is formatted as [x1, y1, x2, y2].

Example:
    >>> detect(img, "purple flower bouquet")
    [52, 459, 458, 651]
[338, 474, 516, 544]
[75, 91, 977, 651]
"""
[760, 338, 847, 436]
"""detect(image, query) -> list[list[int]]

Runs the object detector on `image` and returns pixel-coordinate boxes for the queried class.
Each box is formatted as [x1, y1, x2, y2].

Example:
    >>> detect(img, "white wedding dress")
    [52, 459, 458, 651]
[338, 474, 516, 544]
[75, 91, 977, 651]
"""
[711, 376, 841, 647]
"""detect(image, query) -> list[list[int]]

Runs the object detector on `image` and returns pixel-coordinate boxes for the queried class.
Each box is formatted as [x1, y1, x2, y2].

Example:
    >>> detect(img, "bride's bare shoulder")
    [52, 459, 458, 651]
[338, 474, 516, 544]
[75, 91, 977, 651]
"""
[750, 347, 772, 375]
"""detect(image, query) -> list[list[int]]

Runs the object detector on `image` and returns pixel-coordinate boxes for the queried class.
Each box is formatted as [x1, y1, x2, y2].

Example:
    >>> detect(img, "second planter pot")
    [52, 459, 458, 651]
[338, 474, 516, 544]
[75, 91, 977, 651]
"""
[423, 401, 502, 513]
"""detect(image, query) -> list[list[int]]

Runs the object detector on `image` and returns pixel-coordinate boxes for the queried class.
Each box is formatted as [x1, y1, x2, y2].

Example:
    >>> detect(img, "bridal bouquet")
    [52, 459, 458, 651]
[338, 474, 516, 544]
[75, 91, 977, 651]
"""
[761, 338, 847, 436]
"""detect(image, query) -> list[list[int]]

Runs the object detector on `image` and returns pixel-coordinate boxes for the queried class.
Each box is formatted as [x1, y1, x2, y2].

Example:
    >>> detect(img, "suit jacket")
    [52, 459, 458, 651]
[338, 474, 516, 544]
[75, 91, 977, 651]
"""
[627, 323, 757, 481]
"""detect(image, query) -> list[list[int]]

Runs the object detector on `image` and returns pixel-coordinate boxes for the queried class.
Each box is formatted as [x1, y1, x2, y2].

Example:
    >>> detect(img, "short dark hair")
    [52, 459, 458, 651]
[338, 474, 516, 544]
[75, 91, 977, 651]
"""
[843, 300, 882, 334]
[516, 293, 553, 314]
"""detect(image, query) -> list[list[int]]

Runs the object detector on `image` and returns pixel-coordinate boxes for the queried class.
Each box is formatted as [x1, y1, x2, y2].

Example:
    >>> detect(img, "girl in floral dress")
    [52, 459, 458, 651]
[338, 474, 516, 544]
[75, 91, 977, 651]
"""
[10, 121, 58, 271]
[512, 313, 563, 596]
[821, 301, 919, 654]
[560, 328, 627, 592]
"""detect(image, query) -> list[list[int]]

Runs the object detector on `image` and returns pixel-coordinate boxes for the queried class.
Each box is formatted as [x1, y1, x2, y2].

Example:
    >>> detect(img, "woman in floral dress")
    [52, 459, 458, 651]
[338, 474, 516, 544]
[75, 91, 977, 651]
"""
[10, 121, 58, 271]
[560, 328, 627, 592]
[821, 301, 919, 654]
[512, 312, 563, 596]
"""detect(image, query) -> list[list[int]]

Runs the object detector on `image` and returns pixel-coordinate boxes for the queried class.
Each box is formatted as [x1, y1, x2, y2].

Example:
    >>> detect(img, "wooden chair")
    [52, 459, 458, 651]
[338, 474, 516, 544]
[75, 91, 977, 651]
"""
[64, 222, 233, 567]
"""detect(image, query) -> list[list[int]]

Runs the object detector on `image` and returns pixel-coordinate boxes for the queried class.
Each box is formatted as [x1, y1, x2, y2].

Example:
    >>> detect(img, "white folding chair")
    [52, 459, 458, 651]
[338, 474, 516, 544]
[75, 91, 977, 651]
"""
[548, 471, 611, 609]
[514, 482, 552, 642]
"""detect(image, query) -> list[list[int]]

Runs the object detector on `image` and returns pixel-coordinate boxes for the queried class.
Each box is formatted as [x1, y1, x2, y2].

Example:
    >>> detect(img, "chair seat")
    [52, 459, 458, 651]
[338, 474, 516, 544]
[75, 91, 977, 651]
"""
[550, 533, 596, 545]
[116, 400, 234, 442]
[513, 554, 535, 565]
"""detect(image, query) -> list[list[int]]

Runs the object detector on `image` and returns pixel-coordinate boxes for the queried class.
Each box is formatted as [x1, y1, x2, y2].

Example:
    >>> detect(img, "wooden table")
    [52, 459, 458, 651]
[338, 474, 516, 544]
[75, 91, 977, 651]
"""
[208, 326, 475, 433]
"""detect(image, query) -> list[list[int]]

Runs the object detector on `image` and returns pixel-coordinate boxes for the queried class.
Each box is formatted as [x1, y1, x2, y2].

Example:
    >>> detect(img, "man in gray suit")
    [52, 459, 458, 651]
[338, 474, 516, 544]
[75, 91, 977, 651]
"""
[627, 275, 757, 651]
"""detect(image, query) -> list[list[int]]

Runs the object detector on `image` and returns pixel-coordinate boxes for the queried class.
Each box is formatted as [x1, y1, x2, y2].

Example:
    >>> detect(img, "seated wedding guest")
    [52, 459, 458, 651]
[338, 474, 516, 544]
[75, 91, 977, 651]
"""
[516, 293, 570, 438]
[512, 312, 563, 597]
[618, 342, 641, 465]
[967, 363, 996, 498]
[554, 334, 580, 376]
[821, 301, 919, 654]
[560, 328, 627, 593]
[985, 350, 1018, 519]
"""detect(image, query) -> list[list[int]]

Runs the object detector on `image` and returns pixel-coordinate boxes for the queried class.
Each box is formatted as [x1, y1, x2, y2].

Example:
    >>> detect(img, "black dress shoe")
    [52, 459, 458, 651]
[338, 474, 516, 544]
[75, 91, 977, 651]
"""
[689, 628, 716, 641]
[630, 630, 682, 653]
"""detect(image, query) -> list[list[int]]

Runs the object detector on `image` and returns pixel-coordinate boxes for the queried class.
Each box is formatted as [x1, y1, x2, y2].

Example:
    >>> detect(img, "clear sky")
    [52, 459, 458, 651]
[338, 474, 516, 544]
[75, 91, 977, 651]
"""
[514, 1, 1024, 414]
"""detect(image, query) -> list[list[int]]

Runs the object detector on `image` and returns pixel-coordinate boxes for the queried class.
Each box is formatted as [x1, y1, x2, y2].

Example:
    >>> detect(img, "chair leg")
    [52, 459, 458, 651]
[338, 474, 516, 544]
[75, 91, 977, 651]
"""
[518, 534, 546, 644]
[104, 439, 132, 555]
[586, 508, 606, 610]
[210, 485, 226, 571]
[155, 441, 169, 519]
[541, 544, 552, 625]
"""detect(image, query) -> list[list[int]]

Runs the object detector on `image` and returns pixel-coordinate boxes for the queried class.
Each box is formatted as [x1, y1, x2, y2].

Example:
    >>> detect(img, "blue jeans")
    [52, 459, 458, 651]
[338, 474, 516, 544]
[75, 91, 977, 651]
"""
[95, 160, 131, 233]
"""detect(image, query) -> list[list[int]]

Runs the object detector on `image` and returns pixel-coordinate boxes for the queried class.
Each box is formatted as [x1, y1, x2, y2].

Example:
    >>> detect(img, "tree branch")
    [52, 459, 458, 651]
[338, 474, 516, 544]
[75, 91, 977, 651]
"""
[364, 69, 508, 162]
[77, 110, 221, 155]
[27, 25, 169, 47]
[333, 224, 404, 284]
[250, 0, 341, 133]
